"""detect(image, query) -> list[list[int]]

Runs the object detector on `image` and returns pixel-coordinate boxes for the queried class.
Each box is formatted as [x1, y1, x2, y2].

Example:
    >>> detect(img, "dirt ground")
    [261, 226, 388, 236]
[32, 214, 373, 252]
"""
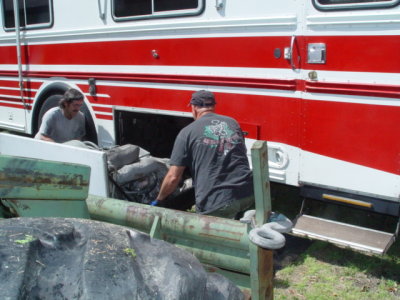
[273, 235, 313, 271]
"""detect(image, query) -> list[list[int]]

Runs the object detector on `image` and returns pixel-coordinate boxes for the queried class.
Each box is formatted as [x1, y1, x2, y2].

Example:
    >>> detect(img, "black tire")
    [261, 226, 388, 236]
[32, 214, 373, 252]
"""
[80, 102, 98, 145]
[36, 94, 98, 144]
[0, 218, 244, 300]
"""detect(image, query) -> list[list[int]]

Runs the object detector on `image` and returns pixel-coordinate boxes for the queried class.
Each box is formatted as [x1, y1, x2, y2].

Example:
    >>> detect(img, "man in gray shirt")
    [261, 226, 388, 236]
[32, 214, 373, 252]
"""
[155, 90, 254, 218]
[35, 89, 86, 143]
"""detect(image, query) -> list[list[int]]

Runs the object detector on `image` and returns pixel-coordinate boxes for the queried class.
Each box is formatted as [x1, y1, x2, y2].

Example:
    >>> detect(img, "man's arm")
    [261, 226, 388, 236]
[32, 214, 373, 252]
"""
[156, 165, 186, 202]
[37, 133, 55, 143]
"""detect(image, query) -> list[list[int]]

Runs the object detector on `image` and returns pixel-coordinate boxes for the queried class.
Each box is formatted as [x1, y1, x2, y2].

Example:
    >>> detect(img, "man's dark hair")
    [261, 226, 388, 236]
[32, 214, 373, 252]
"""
[59, 89, 84, 109]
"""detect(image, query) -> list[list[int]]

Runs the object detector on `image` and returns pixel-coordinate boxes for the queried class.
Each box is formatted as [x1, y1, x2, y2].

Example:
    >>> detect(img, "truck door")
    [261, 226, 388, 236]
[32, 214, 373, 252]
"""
[291, 0, 400, 255]
[299, 0, 400, 201]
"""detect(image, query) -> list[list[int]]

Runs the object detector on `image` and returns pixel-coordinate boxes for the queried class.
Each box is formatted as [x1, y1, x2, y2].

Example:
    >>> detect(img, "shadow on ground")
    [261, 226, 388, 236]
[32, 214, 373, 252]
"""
[305, 238, 400, 283]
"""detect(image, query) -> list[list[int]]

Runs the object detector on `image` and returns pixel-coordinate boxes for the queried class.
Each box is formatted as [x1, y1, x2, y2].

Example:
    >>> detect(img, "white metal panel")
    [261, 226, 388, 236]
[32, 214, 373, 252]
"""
[1, 65, 298, 80]
[0, 0, 301, 43]
[0, 132, 109, 197]
[96, 118, 115, 148]
[299, 150, 400, 201]
[0, 16, 299, 46]
[300, 70, 400, 87]
[301, 89, 400, 107]
[299, 1, 400, 202]
[305, 9, 400, 36]
[0, 104, 26, 132]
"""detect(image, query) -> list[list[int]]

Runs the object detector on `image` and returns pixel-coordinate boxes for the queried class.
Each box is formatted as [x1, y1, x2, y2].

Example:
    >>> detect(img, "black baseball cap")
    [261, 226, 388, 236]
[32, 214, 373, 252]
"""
[190, 90, 216, 107]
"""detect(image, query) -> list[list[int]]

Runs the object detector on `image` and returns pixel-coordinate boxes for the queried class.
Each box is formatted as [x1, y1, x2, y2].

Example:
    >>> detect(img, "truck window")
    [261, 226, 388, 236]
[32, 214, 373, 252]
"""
[113, 0, 202, 21]
[2, 0, 52, 30]
[314, 0, 400, 10]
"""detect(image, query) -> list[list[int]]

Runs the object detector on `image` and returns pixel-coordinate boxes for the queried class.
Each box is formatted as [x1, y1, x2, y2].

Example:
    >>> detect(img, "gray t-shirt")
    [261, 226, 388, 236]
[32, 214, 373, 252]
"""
[170, 113, 253, 214]
[35, 107, 86, 143]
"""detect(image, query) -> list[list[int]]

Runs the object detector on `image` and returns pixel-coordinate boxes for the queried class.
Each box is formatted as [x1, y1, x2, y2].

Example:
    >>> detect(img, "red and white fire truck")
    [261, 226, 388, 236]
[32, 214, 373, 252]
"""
[0, 0, 399, 253]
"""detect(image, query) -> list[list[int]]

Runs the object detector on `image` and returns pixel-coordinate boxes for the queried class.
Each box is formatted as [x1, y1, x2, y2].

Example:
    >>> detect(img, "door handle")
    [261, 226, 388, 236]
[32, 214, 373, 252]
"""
[284, 35, 297, 70]
[98, 0, 106, 20]
[290, 35, 296, 70]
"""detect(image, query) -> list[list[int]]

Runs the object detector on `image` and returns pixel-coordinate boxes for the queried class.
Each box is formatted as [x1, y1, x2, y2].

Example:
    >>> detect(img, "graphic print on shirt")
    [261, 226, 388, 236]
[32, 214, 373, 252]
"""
[203, 120, 241, 155]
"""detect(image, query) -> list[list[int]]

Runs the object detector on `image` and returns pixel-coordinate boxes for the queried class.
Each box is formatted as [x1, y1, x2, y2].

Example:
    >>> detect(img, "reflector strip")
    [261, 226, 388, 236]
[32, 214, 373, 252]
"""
[322, 194, 373, 208]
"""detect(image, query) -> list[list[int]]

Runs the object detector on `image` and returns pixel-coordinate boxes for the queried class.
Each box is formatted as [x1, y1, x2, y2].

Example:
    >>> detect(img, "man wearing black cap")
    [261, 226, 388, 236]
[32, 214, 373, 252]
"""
[154, 90, 254, 219]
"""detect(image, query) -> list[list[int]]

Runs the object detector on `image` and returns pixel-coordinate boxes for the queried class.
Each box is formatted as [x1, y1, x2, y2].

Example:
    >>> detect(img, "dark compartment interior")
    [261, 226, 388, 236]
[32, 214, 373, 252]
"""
[115, 110, 193, 158]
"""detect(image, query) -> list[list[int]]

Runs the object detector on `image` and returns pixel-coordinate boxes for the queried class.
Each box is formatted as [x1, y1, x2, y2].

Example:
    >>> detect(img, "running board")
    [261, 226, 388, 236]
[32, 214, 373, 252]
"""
[291, 215, 395, 255]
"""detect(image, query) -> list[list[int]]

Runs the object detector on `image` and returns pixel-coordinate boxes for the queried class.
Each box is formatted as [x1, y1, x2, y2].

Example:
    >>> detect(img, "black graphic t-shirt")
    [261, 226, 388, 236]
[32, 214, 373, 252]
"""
[170, 113, 253, 214]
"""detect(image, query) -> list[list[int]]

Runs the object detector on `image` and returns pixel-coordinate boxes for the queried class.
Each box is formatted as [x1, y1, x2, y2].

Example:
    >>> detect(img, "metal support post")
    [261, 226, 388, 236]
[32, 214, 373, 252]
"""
[12, 0, 27, 109]
[250, 141, 273, 300]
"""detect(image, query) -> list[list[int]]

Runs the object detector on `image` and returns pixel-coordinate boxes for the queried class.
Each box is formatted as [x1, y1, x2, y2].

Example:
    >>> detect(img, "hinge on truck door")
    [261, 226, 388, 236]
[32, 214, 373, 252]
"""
[89, 78, 97, 96]
[215, 0, 224, 10]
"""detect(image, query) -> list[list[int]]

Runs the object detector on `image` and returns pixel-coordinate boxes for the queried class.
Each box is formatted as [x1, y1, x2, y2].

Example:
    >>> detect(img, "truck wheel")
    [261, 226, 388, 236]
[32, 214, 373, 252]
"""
[80, 102, 98, 145]
[36, 94, 98, 144]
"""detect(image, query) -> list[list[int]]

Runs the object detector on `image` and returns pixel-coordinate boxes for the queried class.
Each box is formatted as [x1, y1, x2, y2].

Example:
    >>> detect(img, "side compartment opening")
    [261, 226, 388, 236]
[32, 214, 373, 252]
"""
[115, 110, 193, 158]
[113, 110, 195, 210]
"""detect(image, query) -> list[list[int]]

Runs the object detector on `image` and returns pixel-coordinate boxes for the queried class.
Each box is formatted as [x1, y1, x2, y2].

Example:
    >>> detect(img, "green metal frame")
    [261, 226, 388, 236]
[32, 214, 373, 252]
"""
[250, 141, 274, 299]
[0, 141, 273, 299]
[86, 141, 274, 299]
[0, 154, 91, 218]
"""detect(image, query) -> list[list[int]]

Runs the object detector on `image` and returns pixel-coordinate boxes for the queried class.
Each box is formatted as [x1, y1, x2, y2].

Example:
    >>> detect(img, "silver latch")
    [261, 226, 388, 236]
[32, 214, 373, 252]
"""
[216, 0, 224, 10]
[284, 47, 291, 60]
[308, 43, 326, 64]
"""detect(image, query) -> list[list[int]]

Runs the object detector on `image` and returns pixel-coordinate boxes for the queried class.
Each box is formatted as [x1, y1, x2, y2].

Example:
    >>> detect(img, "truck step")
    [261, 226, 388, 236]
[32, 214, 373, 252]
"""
[291, 214, 395, 255]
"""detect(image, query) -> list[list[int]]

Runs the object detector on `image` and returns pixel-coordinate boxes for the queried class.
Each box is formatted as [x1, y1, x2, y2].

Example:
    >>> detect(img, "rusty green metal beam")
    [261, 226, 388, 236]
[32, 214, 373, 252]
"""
[87, 195, 251, 273]
[0, 155, 90, 200]
[251, 140, 271, 225]
[0, 155, 91, 218]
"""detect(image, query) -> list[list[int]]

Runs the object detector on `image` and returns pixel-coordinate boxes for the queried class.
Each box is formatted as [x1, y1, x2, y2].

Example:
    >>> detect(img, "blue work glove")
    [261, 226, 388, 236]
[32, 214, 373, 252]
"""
[151, 200, 167, 207]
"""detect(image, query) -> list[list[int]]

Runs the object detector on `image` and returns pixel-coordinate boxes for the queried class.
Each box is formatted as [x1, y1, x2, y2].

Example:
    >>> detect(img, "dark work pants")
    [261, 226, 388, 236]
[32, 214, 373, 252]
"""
[206, 195, 255, 219]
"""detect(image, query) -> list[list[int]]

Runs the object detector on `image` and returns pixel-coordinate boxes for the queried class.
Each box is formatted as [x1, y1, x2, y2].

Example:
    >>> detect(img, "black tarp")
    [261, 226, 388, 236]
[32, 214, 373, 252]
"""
[0, 218, 244, 300]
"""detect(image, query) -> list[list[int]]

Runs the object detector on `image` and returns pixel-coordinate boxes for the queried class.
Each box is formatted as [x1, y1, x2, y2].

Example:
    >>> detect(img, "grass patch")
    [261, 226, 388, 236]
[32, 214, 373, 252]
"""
[123, 247, 137, 259]
[15, 234, 35, 244]
[274, 238, 400, 299]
